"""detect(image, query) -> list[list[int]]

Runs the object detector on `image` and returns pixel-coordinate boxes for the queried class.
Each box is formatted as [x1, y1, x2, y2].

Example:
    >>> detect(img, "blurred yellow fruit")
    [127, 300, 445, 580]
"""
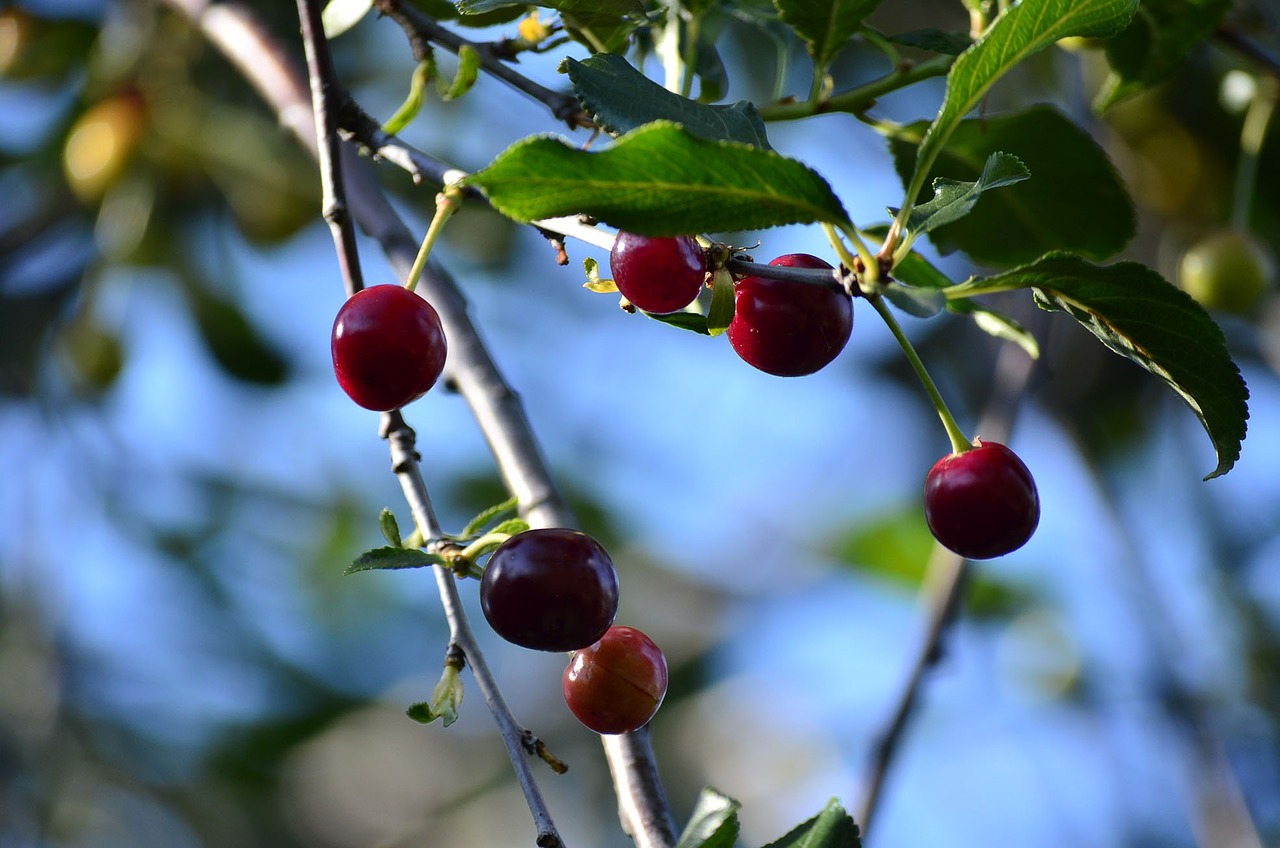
[63, 94, 146, 202]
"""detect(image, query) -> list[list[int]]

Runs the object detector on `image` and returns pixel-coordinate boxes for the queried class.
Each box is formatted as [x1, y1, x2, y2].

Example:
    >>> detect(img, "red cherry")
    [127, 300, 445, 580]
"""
[924, 440, 1040, 560]
[480, 528, 619, 652]
[563, 625, 668, 735]
[727, 253, 852, 376]
[609, 232, 706, 314]
[331, 285, 447, 411]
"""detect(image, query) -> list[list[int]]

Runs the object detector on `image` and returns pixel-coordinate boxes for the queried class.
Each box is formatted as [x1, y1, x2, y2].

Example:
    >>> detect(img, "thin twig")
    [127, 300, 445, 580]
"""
[296, 3, 564, 840]
[372, 0, 592, 129]
[384, 412, 564, 848]
[856, 337, 1036, 834]
[162, 3, 677, 845]
[297, 0, 363, 296]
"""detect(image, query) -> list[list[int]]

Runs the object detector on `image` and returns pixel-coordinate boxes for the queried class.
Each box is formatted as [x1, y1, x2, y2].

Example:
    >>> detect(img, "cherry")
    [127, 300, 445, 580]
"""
[727, 253, 853, 376]
[331, 285, 448, 412]
[480, 528, 619, 652]
[563, 625, 668, 735]
[609, 232, 706, 314]
[924, 440, 1040, 560]
[1178, 229, 1275, 314]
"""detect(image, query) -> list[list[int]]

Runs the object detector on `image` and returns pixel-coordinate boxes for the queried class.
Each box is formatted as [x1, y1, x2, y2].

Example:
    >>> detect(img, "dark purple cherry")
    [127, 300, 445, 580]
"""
[727, 253, 852, 376]
[609, 232, 706, 314]
[331, 285, 447, 411]
[924, 440, 1040, 560]
[563, 625, 668, 735]
[481, 528, 619, 652]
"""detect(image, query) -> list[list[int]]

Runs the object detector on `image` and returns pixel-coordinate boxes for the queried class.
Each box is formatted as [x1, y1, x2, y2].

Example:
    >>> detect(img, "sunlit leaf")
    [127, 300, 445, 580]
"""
[904, 0, 1137, 212]
[953, 253, 1247, 477]
[465, 122, 850, 235]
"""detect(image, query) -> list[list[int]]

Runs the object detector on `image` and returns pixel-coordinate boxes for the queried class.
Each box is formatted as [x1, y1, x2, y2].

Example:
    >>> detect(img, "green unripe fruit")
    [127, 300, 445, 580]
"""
[1178, 229, 1275, 313]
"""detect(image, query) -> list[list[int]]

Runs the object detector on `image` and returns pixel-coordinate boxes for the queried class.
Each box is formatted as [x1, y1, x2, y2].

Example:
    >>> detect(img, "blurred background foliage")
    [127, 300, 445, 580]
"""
[2, 0, 1280, 846]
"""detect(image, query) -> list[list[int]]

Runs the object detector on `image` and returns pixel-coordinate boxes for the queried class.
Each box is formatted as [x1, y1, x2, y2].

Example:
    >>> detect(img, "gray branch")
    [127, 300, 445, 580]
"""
[160, 1, 676, 845]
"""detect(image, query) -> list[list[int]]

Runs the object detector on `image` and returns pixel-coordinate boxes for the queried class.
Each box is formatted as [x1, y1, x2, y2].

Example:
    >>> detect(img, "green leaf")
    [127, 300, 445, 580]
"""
[464, 122, 850, 236]
[762, 799, 861, 848]
[890, 105, 1136, 265]
[444, 44, 480, 101]
[952, 253, 1247, 478]
[887, 28, 973, 55]
[674, 788, 740, 848]
[583, 257, 619, 293]
[322, 0, 373, 39]
[488, 518, 531, 537]
[564, 55, 772, 149]
[773, 0, 886, 71]
[382, 60, 432, 135]
[648, 311, 711, 334]
[405, 0, 525, 26]
[345, 546, 446, 575]
[904, 0, 1137, 213]
[1098, 0, 1232, 110]
[379, 509, 402, 547]
[905, 151, 1030, 236]
[706, 268, 734, 336]
[462, 496, 520, 537]
[407, 664, 464, 727]
[947, 300, 1040, 359]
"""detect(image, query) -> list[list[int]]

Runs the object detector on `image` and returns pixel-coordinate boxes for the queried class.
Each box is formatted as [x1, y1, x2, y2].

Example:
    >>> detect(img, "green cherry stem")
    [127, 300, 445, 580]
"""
[405, 185, 462, 292]
[823, 223, 879, 286]
[868, 293, 971, 454]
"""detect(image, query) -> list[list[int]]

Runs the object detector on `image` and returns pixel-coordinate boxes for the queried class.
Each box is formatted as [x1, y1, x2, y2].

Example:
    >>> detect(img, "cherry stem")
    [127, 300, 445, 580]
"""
[405, 188, 460, 292]
[868, 294, 971, 454]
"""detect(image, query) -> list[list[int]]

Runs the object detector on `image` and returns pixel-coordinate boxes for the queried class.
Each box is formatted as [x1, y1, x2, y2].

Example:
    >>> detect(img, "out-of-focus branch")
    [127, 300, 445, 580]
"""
[372, 0, 593, 130]
[161, 2, 676, 846]
[856, 338, 1036, 835]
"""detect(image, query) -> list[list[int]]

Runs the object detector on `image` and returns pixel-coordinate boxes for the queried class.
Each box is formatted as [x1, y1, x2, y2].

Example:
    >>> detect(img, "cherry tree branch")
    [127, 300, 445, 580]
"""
[295, 3, 563, 842]
[382, 411, 564, 848]
[297, 0, 363, 297]
[371, 0, 593, 129]
[161, 2, 676, 846]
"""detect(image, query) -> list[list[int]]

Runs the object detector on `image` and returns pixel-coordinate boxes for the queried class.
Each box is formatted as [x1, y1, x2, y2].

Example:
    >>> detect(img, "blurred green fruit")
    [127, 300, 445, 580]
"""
[1178, 229, 1275, 313]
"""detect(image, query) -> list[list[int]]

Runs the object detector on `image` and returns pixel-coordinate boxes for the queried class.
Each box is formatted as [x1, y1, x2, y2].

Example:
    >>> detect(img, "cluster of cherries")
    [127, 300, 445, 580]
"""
[609, 232, 1040, 561]
[480, 528, 669, 734]
[331, 289, 667, 733]
[326, 230, 1041, 735]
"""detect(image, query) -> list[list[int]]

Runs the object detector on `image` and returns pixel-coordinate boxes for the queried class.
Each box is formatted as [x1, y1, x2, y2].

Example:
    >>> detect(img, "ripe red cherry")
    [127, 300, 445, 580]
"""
[331, 285, 447, 411]
[480, 528, 619, 652]
[924, 440, 1040, 560]
[609, 232, 706, 314]
[563, 625, 668, 735]
[727, 253, 853, 376]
